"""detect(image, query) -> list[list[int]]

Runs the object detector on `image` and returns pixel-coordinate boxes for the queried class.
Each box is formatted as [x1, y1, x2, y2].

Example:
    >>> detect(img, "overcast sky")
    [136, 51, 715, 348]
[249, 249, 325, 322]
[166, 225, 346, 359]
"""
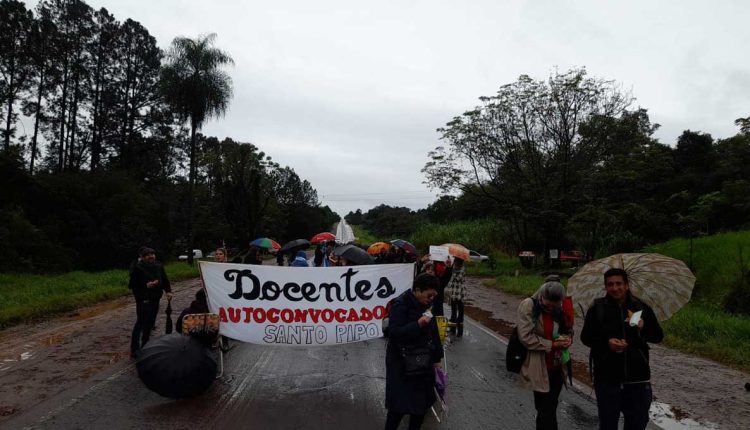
[26, 0, 750, 216]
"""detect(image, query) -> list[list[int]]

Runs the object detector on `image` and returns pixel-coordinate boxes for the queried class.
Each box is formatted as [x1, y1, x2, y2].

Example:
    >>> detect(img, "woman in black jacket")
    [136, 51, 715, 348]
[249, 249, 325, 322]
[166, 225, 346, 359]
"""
[384, 273, 444, 430]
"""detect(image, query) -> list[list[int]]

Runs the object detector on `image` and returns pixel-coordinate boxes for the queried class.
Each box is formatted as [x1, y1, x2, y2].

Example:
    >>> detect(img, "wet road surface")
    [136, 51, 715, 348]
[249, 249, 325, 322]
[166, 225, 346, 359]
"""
[4, 315, 612, 430]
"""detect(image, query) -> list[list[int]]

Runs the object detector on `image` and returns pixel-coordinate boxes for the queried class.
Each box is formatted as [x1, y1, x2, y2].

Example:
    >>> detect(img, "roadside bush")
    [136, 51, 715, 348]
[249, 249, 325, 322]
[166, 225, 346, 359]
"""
[409, 219, 508, 255]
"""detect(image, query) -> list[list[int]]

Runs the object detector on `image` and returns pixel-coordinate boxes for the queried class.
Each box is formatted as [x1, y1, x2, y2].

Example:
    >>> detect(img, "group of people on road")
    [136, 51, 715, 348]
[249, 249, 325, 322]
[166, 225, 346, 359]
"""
[127, 242, 662, 430]
[517, 268, 663, 430]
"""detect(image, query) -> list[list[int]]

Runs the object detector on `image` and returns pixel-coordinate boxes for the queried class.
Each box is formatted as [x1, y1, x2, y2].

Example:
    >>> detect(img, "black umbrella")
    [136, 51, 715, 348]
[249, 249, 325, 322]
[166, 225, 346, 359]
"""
[165, 298, 173, 334]
[280, 239, 311, 254]
[333, 244, 374, 266]
[136, 334, 217, 399]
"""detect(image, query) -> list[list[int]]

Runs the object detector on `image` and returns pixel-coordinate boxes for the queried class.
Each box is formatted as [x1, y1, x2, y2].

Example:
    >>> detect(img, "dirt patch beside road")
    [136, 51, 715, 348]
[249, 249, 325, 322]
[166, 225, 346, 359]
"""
[462, 276, 750, 429]
[0, 278, 202, 425]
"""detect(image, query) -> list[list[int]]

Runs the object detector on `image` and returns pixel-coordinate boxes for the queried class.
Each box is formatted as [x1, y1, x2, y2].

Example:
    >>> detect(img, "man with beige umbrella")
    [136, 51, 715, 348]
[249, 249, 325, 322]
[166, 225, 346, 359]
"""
[581, 268, 663, 430]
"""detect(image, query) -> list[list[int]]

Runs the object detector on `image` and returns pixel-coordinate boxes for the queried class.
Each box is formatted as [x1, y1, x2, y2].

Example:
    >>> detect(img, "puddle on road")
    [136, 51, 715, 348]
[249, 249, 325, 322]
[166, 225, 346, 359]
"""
[651, 402, 719, 429]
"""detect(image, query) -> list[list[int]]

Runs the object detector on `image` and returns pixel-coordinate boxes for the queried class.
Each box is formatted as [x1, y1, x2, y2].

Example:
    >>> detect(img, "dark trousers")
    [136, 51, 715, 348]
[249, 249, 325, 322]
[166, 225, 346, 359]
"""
[533, 367, 564, 430]
[149, 298, 161, 328]
[594, 381, 652, 430]
[384, 410, 425, 430]
[449, 299, 464, 335]
[131, 300, 159, 353]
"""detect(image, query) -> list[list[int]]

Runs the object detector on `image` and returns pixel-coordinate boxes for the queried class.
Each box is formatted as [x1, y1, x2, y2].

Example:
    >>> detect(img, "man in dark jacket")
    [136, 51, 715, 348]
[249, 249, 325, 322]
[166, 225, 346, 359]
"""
[129, 247, 172, 357]
[581, 268, 663, 430]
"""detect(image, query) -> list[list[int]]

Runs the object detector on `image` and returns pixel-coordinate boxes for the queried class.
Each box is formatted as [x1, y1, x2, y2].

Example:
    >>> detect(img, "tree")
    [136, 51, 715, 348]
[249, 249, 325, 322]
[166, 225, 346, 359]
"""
[0, 0, 34, 151]
[423, 68, 632, 258]
[160, 33, 233, 264]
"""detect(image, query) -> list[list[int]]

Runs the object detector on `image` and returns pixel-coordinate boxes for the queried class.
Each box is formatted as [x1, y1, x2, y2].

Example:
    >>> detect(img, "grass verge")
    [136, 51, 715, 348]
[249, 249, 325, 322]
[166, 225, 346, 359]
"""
[0, 262, 200, 329]
[351, 224, 386, 246]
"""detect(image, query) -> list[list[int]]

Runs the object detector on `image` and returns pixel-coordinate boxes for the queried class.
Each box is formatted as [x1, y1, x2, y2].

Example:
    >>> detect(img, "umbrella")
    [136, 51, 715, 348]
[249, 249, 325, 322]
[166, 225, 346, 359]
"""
[311, 232, 336, 244]
[441, 243, 470, 261]
[567, 253, 696, 321]
[367, 242, 390, 255]
[390, 239, 417, 255]
[165, 298, 173, 334]
[280, 239, 310, 254]
[136, 334, 217, 398]
[250, 237, 281, 251]
[333, 244, 374, 265]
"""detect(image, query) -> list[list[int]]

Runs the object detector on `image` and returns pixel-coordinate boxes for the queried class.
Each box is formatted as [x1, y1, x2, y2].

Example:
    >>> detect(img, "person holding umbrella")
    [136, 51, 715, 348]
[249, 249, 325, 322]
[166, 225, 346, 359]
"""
[446, 257, 466, 337]
[581, 268, 663, 430]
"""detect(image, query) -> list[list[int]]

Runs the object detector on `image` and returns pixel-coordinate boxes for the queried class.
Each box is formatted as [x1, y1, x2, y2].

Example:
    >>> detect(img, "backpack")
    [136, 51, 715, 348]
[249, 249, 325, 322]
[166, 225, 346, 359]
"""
[505, 327, 527, 373]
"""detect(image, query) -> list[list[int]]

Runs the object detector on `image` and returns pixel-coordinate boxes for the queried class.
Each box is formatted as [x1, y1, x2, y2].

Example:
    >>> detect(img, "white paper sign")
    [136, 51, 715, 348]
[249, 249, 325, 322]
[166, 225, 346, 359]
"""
[429, 246, 450, 262]
[199, 262, 414, 346]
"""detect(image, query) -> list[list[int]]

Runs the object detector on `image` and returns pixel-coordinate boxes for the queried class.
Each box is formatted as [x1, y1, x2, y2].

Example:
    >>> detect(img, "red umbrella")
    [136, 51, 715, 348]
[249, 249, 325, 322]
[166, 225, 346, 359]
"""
[311, 232, 336, 244]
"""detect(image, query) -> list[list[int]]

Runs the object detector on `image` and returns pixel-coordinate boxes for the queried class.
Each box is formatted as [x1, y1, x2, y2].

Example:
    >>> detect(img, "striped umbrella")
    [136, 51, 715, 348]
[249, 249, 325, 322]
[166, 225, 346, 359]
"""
[567, 253, 695, 321]
[249, 238, 281, 251]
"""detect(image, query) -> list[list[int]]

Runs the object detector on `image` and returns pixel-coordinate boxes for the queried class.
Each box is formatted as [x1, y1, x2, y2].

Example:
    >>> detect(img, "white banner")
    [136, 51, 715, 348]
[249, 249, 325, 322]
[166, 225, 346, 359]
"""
[199, 262, 414, 346]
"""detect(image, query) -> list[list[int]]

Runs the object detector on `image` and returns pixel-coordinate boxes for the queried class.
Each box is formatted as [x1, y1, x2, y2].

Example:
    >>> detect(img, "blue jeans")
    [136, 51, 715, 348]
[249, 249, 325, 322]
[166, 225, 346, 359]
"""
[594, 381, 652, 430]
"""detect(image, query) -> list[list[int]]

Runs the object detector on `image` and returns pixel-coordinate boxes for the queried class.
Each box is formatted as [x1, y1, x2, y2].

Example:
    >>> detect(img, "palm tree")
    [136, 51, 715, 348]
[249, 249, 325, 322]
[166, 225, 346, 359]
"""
[161, 34, 233, 265]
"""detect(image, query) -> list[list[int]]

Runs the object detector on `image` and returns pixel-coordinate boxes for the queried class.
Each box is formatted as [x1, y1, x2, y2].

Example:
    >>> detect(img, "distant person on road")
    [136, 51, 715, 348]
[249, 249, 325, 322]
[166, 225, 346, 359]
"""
[517, 278, 572, 430]
[581, 268, 663, 430]
[446, 257, 466, 336]
[314, 244, 325, 267]
[276, 250, 286, 266]
[243, 245, 262, 265]
[291, 250, 309, 267]
[384, 273, 444, 430]
[214, 247, 227, 263]
[128, 247, 172, 357]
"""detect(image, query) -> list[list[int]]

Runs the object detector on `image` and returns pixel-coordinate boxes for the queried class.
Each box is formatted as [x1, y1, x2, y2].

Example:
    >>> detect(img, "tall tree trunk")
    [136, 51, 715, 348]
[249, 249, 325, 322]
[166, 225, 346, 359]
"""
[187, 120, 197, 265]
[4, 56, 15, 150]
[29, 66, 45, 174]
[58, 56, 69, 173]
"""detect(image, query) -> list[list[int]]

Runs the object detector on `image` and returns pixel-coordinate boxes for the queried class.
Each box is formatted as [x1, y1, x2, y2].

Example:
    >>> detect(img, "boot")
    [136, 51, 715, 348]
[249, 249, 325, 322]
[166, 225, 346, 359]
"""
[456, 323, 464, 337]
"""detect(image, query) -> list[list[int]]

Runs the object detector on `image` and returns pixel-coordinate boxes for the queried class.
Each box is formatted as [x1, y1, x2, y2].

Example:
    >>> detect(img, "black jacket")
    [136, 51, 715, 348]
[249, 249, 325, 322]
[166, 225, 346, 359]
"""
[385, 290, 444, 415]
[128, 261, 171, 302]
[580, 293, 663, 383]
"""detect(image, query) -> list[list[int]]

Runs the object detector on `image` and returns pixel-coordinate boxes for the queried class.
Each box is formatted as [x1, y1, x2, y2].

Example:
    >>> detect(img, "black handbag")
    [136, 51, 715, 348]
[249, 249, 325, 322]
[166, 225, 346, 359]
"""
[506, 326, 527, 373]
[401, 344, 432, 377]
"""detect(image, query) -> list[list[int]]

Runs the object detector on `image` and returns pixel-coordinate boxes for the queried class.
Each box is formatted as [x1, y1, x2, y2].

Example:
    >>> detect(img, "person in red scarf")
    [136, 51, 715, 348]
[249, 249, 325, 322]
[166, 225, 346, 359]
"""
[516, 278, 573, 430]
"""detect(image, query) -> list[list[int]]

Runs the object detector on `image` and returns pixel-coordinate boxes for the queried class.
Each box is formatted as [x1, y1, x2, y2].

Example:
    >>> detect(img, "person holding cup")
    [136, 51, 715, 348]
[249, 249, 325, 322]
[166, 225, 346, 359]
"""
[581, 268, 663, 430]
[516, 278, 573, 430]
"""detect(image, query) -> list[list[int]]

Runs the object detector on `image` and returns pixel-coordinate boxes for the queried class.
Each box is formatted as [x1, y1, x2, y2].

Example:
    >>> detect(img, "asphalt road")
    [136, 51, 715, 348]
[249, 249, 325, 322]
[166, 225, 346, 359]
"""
[4, 314, 609, 430]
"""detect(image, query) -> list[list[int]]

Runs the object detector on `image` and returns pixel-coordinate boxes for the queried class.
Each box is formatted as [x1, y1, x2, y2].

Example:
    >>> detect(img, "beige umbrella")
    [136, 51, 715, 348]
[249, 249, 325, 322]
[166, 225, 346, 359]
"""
[567, 253, 695, 321]
[440, 243, 471, 261]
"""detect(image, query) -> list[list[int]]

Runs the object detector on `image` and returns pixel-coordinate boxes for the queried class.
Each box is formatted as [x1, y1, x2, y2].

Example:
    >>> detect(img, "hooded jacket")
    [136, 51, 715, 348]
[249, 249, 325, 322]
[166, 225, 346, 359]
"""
[580, 292, 663, 383]
[291, 250, 309, 267]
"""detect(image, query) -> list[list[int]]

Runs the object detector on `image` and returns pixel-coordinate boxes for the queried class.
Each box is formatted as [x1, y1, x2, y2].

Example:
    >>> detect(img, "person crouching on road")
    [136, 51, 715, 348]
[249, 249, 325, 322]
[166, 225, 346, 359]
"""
[384, 273, 444, 430]
[581, 268, 663, 430]
[129, 247, 172, 357]
[517, 279, 572, 430]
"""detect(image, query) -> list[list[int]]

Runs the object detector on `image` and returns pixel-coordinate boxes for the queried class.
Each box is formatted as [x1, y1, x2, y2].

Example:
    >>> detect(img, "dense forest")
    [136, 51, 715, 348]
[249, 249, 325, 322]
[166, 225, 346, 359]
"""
[0, 0, 338, 272]
[348, 70, 750, 260]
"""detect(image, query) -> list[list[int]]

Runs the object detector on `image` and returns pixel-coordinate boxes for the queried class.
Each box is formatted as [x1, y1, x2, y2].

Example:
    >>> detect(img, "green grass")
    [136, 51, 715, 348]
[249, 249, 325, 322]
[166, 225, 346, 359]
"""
[409, 219, 506, 255]
[643, 230, 750, 305]
[0, 261, 200, 328]
[661, 303, 750, 371]
[484, 274, 545, 297]
[351, 224, 386, 246]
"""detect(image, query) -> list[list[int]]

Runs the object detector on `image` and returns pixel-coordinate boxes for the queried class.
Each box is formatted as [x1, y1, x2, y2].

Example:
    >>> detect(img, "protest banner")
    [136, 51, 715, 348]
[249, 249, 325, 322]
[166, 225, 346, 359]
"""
[429, 245, 450, 262]
[199, 262, 414, 346]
